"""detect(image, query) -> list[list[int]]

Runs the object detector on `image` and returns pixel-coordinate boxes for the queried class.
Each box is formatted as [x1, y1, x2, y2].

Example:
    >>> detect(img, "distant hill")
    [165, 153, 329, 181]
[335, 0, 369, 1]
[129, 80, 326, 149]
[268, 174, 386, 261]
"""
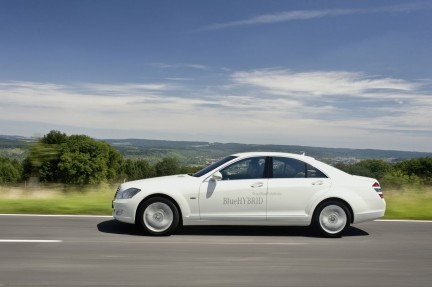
[0, 135, 34, 160]
[104, 138, 432, 165]
[1, 135, 431, 165]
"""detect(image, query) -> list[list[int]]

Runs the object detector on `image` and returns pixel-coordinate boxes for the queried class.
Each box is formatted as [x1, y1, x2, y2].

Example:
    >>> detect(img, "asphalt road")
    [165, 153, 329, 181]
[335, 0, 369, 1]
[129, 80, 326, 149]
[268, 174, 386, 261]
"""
[0, 215, 431, 287]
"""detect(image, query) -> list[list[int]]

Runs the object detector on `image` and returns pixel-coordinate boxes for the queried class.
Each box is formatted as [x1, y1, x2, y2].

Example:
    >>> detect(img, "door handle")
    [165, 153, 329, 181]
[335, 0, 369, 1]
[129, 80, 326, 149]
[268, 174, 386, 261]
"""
[251, 182, 264, 188]
[312, 181, 324, 186]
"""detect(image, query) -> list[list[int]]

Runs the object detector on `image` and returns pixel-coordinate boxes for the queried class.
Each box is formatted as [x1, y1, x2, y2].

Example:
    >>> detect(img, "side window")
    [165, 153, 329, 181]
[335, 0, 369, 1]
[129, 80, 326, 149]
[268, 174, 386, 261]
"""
[272, 157, 306, 178]
[307, 164, 328, 178]
[220, 157, 266, 180]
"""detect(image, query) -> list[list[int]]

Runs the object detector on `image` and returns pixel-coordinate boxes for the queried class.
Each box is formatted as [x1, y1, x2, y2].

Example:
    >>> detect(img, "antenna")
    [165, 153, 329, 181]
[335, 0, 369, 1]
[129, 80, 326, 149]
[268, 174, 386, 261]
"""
[300, 151, 305, 156]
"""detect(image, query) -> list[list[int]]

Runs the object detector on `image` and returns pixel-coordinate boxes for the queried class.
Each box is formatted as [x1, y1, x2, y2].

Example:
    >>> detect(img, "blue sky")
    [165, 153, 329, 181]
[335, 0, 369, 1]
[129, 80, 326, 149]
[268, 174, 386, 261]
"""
[0, 0, 431, 152]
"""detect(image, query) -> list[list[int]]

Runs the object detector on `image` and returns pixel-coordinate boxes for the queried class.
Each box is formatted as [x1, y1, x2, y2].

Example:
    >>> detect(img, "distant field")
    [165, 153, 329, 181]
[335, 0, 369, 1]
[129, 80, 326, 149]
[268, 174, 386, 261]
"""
[0, 185, 431, 220]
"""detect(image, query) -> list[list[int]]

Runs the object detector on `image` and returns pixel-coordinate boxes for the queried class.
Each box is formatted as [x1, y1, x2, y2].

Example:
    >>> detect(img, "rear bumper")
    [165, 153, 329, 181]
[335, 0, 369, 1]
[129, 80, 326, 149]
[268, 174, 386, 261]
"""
[354, 200, 386, 224]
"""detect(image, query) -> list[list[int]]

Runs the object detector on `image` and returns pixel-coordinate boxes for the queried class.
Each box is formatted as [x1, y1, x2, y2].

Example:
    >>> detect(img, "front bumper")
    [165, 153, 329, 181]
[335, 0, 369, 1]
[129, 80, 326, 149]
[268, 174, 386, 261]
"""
[112, 200, 135, 224]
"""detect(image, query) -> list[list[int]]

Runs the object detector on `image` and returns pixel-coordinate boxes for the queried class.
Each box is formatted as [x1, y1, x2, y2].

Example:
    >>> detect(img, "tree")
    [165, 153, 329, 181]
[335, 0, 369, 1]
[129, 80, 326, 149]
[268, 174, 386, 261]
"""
[335, 160, 393, 180]
[395, 157, 432, 184]
[122, 159, 155, 181]
[23, 131, 123, 185]
[155, 157, 180, 176]
[0, 157, 22, 184]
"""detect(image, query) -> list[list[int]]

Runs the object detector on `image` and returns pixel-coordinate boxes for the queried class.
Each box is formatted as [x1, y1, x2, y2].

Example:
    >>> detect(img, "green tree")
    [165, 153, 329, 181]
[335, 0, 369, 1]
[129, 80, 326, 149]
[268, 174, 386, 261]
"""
[155, 157, 180, 176]
[0, 157, 22, 184]
[380, 170, 423, 189]
[121, 159, 155, 181]
[23, 131, 123, 185]
[395, 157, 432, 184]
[335, 160, 393, 180]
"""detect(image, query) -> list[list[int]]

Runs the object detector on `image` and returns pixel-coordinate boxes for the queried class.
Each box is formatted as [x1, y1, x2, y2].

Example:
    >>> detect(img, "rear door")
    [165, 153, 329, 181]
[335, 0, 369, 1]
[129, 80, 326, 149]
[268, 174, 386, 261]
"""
[267, 157, 331, 221]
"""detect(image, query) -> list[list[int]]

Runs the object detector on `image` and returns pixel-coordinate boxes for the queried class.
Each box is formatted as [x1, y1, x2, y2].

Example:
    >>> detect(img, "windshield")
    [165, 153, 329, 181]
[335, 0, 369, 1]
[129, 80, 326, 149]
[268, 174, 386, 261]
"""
[192, 156, 237, 177]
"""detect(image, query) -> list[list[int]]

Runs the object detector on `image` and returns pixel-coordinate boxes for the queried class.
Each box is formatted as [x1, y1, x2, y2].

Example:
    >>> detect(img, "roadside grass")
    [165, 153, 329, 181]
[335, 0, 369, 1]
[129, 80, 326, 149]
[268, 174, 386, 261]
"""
[0, 184, 115, 215]
[0, 184, 431, 220]
[383, 186, 432, 220]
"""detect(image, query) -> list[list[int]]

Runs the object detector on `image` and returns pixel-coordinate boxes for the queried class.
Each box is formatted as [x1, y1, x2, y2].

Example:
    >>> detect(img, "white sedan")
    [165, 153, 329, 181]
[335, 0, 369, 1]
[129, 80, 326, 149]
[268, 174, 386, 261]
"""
[113, 152, 386, 237]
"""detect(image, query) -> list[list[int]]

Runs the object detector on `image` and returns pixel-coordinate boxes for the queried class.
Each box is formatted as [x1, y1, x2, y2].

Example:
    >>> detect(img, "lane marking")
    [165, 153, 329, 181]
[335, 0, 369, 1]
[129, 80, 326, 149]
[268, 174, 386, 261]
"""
[375, 219, 432, 223]
[0, 239, 62, 243]
[72, 240, 307, 245]
[140, 241, 307, 245]
[0, 214, 431, 223]
[0, 214, 111, 218]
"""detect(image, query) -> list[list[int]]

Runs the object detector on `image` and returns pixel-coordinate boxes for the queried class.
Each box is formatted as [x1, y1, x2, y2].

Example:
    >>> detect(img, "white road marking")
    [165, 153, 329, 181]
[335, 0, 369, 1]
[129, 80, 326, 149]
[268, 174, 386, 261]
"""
[73, 239, 307, 245]
[375, 219, 432, 223]
[0, 239, 62, 243]
[0, 214, 111, 218]
[0, 214, 431, 223]
[140, 241, 308, 245]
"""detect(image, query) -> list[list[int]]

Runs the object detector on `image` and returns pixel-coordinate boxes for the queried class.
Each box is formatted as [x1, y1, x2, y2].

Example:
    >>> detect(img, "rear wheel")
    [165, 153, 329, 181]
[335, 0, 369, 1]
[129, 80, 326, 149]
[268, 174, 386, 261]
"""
[313, 201, 351, 238]
[137, 197, 179, 236]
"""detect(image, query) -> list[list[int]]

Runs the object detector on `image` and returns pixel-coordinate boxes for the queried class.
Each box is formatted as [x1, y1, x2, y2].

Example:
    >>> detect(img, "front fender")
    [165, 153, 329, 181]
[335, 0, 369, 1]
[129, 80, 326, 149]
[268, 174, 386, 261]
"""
[136, 190, 194, 223]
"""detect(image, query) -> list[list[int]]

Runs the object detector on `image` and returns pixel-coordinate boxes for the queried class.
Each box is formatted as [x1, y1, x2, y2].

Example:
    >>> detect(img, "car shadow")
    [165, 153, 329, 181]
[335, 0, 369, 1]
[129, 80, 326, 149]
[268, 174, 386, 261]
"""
[97, 220, 143, 236]
[97, 220, 369, 238]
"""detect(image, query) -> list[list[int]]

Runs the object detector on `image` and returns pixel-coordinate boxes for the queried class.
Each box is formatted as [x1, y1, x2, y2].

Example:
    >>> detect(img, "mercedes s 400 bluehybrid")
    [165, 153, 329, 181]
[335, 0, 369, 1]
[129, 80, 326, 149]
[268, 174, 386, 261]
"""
[113, 152, 385, 237]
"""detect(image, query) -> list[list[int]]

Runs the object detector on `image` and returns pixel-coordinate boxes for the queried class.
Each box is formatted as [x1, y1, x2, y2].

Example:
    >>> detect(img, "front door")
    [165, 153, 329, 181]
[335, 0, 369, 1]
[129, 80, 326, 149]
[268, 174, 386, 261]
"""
[199, 157, 268, 222]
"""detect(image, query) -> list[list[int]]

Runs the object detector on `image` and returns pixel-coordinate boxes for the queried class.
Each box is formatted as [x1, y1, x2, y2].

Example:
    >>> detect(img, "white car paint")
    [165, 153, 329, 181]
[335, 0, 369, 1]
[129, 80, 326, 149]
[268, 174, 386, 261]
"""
[113, 152, 386, 231]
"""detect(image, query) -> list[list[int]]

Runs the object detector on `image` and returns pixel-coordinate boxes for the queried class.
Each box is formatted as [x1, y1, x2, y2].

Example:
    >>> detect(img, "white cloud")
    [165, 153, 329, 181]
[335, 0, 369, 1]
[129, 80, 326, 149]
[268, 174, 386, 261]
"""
[153, 63, 210, 71]
[231, 69, 417, 97]
[0, 68, 431, 151]
[199, 2, 432, 31]
[201, 9, 361, 31]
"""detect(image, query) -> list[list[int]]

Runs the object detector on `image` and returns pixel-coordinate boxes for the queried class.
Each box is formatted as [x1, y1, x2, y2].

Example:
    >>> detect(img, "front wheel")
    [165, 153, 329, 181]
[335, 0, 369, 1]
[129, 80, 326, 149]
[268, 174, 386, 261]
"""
[313, 201, 351, 238]
[137, 197, 180, 236]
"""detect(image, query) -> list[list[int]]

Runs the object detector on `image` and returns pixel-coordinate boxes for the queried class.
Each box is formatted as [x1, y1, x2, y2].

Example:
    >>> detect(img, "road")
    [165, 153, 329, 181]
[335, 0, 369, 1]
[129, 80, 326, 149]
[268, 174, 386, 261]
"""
[0, 215, 431, 287]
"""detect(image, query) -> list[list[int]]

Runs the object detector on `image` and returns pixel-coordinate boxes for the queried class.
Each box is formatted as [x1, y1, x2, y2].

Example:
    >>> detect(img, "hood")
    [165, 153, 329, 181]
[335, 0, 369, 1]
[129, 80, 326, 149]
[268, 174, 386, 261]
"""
[119, 174, 194, 191]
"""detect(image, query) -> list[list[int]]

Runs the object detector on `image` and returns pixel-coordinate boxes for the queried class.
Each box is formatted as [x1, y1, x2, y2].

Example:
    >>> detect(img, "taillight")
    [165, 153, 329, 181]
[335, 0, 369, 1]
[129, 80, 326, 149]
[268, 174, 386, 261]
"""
[373, 182, 384, 198]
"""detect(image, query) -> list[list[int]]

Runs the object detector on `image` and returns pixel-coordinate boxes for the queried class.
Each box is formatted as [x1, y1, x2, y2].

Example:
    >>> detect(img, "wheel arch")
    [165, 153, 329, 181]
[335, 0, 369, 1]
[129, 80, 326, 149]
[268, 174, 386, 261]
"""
[312, 197, 354, 224]
[135, 193, 184, 226]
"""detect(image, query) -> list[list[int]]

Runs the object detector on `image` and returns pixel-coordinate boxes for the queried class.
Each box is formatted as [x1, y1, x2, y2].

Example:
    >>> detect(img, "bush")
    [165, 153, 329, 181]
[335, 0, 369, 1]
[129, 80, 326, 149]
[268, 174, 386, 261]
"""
[380, 170, 423, 189]
[0, 157, 22, 184]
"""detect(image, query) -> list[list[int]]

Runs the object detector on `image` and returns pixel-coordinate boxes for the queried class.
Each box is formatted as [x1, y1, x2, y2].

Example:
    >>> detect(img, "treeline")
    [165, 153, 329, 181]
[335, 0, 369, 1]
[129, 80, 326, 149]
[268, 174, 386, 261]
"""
[1, 131, 431, 188]
[0, 131, 200, 185]
[335, 158, 432, 188]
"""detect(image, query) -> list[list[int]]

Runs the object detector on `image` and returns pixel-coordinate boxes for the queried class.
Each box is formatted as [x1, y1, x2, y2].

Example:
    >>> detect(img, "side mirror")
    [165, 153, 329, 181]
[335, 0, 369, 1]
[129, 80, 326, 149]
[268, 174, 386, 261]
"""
[211, 171, 223, 181]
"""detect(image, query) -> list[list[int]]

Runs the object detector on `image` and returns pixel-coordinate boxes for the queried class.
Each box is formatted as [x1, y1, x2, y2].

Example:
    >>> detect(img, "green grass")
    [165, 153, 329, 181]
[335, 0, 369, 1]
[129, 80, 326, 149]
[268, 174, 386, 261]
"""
[0, 184, 431, 220]
[0, 185, 114, 215]
[383, 187, 432, 220]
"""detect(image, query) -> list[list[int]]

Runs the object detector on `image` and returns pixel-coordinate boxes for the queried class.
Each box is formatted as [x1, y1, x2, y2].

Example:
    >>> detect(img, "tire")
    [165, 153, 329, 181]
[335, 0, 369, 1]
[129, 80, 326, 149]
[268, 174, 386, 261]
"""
[137, 197, 180, 236]
[312, 200, 351, 238]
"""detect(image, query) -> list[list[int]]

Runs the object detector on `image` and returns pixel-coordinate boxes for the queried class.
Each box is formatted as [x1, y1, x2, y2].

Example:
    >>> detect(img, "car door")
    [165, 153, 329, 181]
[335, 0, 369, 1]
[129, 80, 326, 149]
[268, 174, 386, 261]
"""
[267, 157, 331, 222]
[199, 156, 268, 221]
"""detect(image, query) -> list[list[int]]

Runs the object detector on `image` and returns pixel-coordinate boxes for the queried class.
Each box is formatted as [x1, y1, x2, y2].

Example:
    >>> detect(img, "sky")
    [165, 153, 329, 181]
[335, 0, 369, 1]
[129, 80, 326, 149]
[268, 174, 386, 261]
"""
[0, 0, 431, 152]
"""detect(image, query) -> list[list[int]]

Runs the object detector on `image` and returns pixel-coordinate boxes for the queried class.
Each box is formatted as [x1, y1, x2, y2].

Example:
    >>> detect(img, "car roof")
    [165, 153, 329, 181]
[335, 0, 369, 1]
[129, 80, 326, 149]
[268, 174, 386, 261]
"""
[232, 152, 315, 161]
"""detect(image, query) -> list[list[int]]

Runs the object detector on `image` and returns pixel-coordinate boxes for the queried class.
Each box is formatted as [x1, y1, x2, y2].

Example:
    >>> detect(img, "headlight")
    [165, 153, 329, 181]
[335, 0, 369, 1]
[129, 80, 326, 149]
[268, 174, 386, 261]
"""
[115, 187, 141, 199]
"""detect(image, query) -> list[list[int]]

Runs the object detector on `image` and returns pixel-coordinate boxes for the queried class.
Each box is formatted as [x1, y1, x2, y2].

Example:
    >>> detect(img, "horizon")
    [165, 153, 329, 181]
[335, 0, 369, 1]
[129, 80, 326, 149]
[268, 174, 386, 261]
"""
[1, 132, 431, 154]
[1, 1, 431, 152]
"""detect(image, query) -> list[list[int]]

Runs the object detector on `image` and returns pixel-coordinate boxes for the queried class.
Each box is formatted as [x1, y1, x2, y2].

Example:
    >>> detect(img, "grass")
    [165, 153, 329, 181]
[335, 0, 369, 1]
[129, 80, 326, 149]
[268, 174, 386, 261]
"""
[0, 184, 115, 215]
[0, 184, 431, 220]
[383, 186, 432, 220]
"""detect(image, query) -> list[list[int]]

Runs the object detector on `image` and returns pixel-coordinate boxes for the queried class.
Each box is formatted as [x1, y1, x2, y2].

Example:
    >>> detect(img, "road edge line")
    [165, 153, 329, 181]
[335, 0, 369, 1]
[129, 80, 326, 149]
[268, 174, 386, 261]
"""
[0, 214, 112, 218]
[0, 214, 431, 222]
